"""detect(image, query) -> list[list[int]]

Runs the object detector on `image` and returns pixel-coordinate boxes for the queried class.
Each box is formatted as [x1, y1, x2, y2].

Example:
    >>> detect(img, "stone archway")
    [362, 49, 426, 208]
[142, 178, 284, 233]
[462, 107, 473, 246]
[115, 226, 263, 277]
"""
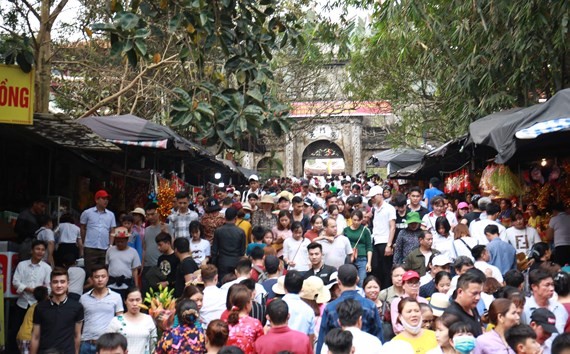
[302, 140, 345, 176]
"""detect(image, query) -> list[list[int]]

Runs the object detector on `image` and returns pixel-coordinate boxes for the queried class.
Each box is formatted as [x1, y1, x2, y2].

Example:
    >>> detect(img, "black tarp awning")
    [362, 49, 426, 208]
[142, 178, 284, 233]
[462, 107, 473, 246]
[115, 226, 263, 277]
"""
[368, 148, 426, 169]
[468, 89, 570, 163]
[77, 114, 211, 156]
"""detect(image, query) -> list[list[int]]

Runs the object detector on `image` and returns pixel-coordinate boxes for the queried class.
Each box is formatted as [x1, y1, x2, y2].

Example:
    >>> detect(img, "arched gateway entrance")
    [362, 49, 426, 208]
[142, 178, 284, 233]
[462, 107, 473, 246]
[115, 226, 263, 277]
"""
[302, 140, 345, 176]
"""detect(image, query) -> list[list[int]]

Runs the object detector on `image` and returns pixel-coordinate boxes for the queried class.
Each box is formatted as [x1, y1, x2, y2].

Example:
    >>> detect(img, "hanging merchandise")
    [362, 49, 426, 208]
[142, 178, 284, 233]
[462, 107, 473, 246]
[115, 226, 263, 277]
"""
[444, 168, 473, 194]
[156, 177, 175, 221]
[479, 163, 524, 198]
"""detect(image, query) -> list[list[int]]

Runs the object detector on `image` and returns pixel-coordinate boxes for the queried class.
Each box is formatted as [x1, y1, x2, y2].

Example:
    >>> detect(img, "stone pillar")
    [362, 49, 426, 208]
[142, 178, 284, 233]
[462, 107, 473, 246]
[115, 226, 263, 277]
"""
[242, 152, 253, 169]
[285, 133, 295, 177]
[352, 124, 362, 175]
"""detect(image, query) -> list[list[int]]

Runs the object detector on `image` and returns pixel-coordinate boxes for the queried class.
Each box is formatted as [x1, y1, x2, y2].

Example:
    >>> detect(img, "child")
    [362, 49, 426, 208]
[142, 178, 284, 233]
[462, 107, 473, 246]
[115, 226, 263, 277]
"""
[271, 210, 292, 257]
[156, 232, 179, 290]
[35, 214, 55, 268]
[420, 303, 435, 330]
[17, 286, 49, 353]
[448, 322, 476, 354]
[505, 324, 542, 354]
[246, 226, 267, 256]
[121, 214, 143, 262]
[189, 220, 210, 267]
[282, 221, 310, 271]
[263, 229, 274, 246]
[54, 213, 83, 266]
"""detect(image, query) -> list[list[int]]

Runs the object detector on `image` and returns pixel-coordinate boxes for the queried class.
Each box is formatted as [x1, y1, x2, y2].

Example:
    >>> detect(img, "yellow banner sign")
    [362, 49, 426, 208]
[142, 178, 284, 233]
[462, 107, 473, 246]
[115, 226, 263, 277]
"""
[0, 64, 34, 125]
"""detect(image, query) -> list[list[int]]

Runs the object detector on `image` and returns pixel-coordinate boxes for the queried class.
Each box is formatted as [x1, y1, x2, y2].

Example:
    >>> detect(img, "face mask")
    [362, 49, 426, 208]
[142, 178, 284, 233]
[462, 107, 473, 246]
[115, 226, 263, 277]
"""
[453, 335, 476, 354]
[244, 213, 251, 220]
[400, 317, 423, 335]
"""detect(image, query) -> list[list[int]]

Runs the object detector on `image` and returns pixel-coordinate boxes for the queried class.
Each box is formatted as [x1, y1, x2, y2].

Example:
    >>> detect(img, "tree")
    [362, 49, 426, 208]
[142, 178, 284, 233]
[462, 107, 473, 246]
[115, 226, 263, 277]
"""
[1, 0, 71, 113]
[87, 0, 305, 153]
[344, 0, 570, 146]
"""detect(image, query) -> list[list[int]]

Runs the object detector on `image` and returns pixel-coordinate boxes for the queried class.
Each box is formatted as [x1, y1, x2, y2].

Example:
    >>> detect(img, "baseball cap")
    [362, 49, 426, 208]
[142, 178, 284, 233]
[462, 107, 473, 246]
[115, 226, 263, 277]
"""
[303, 197, 313, 206]
[368, 185, 383, 197]
[402, 270, 420, 282]
[94, 190, 110, 200]
[249, 174, 259, 181]
[458, 202, 469, 209]
[530, 308, 558, 333]
[113, 226, 130, 238]
[432, 254, 452, 267]
[205, 197, 221, 212]
[264, 255, 280, 274]
[231, 202, 243, 210]
[301, 180, 309, 187]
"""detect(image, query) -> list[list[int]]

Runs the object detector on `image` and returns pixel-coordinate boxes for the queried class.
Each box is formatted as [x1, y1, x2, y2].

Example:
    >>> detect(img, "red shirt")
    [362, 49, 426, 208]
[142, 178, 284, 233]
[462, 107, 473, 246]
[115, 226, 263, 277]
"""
[254, 325, 313, 354]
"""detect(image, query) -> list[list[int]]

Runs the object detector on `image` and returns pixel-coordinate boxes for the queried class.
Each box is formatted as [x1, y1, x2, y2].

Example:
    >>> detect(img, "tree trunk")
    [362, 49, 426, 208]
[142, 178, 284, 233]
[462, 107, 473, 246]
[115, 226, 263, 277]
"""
[35, 0, 52, 113]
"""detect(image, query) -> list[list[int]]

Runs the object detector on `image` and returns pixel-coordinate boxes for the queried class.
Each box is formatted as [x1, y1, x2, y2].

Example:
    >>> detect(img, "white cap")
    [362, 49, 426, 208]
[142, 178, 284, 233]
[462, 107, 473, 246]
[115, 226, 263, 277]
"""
[432, 254, 452, 266]
[368, 185, 383, 197]
[249, 174, 259, 181]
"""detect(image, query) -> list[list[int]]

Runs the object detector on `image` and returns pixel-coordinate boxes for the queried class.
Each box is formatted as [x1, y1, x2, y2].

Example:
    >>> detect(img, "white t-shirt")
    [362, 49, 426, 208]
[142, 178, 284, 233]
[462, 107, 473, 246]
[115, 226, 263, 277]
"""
[451, 237, 479, 261]
[190, 238, 211, 266]
[319, 235, 353, 269]
[421, 211, 458, 234]
[106, 246, 141, 289]
[474, 260, 504, 282]
[432, 232, 454, 260]
[36, 227, 55, 262]
[55, 223, 81, 244]
[68, 266, 86, 296]
[549, 212, 570, 247]
[320, 326, 383, 354]
[469, 219, 506, 245]
[505, 226, 541, 254]
[283, 237, 311, 271]
[371, 202, 396, 244]
[107, 314, 157, 354]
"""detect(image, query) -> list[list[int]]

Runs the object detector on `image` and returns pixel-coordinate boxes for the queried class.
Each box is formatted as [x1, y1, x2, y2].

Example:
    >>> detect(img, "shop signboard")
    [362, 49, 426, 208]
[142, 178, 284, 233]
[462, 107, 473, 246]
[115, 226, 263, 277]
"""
[0, 64, 34, 125]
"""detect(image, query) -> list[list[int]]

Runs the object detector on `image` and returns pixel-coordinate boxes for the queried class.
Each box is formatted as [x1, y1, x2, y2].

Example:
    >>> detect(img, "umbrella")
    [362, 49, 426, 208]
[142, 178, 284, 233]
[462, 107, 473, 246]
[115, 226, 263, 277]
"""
[368, 148, 426, 168]
[468, 89, 570, 163]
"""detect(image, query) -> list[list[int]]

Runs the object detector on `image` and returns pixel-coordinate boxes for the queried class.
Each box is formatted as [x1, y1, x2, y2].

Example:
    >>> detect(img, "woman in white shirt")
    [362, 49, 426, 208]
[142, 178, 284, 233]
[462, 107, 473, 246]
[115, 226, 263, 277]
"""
[451, 224, 478, 261]
[433, 217, 454, 260]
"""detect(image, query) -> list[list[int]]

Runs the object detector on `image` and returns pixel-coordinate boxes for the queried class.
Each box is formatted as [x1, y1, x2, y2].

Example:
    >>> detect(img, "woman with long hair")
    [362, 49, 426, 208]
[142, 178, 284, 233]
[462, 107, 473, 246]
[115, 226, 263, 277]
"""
[452, 224, 478, 261]
[205, 320, 229, 354]
[433, 216, 454, 260]
[393, 298, 438, 354]
[271, 210, 292, 256]
[224, 285, 264, 354]
[304, 215, 324, 242]
[344, 210, 373, 286]
[474, 299, 520, 354]
[155, 299, 206, 353]
[106, 287, 157, 354]
[554, 272, 570, 332]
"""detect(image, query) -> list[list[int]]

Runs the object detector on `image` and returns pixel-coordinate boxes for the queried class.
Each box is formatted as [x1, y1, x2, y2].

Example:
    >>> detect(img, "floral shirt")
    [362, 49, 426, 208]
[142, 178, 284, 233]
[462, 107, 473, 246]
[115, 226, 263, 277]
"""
[200, 213, 225, 244]
[251, 211, 277, 232]
[155, 324, 206, 354]
[226, 316, 264, 354]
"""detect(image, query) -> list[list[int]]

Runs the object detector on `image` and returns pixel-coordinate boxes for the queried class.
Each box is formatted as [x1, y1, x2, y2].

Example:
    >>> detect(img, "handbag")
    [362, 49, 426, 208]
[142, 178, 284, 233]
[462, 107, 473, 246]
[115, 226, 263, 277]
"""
[351, 227, 367, 263]
[381, 291, 395, 342]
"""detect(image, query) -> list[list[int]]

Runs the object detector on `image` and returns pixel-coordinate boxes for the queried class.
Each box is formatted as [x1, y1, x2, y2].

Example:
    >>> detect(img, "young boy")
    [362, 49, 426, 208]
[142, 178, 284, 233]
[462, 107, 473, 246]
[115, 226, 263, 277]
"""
[96, 333, 128, 354]
[35, 214, 55, 268]
[120, 214, 142, 262]
[17, 286, 49, 354]
[106, 227, 141, 299]
[246, 226, 267, 256]
[506, 324, 543, 354]
[156, 232, 180, 290]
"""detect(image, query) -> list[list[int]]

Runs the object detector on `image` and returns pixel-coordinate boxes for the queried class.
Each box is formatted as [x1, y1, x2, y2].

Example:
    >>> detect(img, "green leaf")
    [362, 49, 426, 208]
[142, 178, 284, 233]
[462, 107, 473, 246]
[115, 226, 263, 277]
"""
[134, 39, 147, 56]
[91, 22, 117, 31]
[133, 28, 150, 39]
[168, 14, 182, 32]
[196, 102, 215, 117]
[200, 12, 208, 27]
[246, 88, 263, 104]
[116, 12, 140, 31]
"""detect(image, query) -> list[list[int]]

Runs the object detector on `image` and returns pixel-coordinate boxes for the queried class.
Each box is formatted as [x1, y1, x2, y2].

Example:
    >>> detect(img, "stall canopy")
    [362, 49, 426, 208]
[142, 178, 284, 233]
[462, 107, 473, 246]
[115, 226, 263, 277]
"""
[368, 148, 426, 170]
[78, 114, 212, 156]
[468, 88, 570, 163]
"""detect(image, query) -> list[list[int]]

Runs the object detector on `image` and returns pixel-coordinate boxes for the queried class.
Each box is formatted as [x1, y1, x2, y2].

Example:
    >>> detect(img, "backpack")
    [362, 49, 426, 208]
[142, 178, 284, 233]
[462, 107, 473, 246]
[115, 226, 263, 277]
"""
[253, 264, 268, 283]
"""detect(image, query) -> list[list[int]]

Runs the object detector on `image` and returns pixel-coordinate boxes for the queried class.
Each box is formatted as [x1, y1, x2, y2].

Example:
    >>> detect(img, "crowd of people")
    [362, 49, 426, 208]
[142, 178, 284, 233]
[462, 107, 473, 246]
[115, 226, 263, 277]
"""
[7, 173, 570, 354]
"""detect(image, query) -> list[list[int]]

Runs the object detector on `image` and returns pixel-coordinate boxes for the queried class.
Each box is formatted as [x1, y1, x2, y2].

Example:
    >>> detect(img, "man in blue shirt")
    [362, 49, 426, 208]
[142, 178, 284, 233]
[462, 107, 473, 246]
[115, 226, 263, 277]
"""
[423, 177, 444, 212]
[316, 264, 383, 353]
[485, 224, 516, 274]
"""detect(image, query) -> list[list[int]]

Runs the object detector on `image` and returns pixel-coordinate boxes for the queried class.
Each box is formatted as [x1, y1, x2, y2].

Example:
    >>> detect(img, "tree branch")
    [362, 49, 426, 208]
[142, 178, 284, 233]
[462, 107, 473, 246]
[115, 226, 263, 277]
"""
[19, 0, 40, 20]
[48, 0, 70, 25]
[79, 54, 178, 118]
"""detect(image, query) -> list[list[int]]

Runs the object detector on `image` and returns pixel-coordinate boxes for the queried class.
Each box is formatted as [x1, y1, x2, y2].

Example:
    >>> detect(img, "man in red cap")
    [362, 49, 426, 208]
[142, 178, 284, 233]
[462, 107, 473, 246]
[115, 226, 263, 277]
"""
[80, 190, 116, 276]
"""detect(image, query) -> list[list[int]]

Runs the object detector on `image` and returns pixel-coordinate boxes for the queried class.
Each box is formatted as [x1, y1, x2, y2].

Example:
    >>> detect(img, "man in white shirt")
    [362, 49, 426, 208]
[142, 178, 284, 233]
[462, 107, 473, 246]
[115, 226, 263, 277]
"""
[281, 270, 316, 342]
[220, 258, 267, 304]
[200, 264, 227, 326]
[369, 185, 396, 289]
[241, 174, 264, 202]
[318, 218, 353, 270]
[471, 244, 504, 283]
[505, 210, 541, 254]
[168, 191, 199, 239]
[522, 269, 568, 350]
[320, 298, 383, 354]
[469, 202, 505, 245]
[9, 240, 51, 352]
